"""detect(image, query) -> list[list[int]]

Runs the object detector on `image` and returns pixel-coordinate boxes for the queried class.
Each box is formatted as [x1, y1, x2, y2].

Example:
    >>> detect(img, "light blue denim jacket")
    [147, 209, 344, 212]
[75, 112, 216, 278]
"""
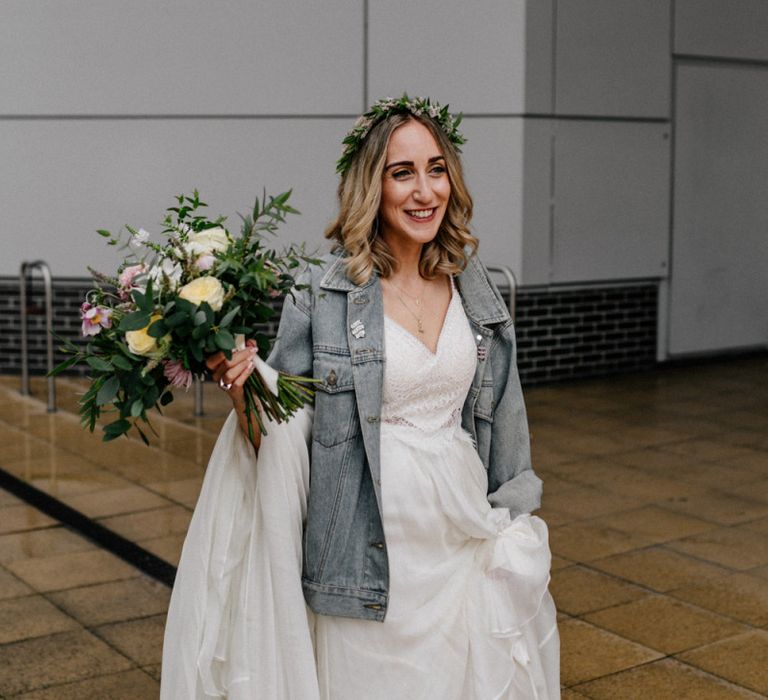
[267, 252, 542, 622]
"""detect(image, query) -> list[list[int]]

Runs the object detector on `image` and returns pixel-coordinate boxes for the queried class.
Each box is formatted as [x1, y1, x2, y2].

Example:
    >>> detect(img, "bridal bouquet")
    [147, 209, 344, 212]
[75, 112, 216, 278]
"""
[53, 190, 320, 444]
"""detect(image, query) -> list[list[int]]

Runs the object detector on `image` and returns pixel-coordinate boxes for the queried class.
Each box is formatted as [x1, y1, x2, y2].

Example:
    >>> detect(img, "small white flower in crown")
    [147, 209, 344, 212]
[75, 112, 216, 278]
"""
[351, 319, 366, 339]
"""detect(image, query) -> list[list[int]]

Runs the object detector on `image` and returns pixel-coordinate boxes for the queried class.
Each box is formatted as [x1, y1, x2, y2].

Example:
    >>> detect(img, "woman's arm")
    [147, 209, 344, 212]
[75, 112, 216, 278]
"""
[486, 322, 542, 517]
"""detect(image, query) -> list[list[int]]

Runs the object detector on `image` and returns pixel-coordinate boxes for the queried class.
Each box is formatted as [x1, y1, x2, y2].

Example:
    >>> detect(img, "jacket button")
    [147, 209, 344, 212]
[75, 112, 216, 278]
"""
[371, 542, 384, 549]
[326, 369, 337, 386]
[364, 603, 383, 610]
[367, 415, 379, 423]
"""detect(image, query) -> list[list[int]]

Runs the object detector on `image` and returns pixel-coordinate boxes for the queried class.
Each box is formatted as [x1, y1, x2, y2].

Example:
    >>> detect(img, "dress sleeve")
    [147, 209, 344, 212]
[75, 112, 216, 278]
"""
[485, 321, 543, 518]
[266, 272, 314, 378]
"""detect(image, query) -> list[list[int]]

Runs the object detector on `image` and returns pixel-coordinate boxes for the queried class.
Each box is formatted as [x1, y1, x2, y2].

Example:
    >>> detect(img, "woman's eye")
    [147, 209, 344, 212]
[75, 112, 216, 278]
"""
[391, 169, 412, 180]
[430, 165, 446, 176]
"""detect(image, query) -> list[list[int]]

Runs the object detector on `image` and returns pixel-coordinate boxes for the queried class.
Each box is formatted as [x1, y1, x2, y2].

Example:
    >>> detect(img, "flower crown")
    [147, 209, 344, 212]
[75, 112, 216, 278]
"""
[336, 95, 466, 175]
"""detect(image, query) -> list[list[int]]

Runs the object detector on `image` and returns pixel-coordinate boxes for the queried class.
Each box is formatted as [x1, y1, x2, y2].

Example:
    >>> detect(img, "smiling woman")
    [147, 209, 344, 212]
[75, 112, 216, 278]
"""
[162, 96, 560, 700]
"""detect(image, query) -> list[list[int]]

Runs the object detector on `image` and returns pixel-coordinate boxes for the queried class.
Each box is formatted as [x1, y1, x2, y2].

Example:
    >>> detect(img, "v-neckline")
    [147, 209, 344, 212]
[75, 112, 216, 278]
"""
[384, 279, 456, 357]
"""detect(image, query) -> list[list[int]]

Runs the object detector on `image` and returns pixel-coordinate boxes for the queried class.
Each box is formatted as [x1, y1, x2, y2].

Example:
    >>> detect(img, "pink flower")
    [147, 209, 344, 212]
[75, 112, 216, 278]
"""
[118, 264, 145, 300]
[195, 254, 215, 271]
[80, 302, 113, 337]
[163, 359, 193, 390]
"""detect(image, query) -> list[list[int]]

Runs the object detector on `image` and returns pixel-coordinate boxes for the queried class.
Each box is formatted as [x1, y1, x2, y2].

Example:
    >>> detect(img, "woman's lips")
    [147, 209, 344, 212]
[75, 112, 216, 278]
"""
[405, 207, 437, 223]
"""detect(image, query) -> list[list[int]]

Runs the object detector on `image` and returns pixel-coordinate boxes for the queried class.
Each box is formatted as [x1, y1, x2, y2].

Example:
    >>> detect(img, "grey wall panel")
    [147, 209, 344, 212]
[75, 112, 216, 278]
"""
[675, 0, 768, 62]
[552, 121, 670, 282]
[368, 0, 527, 113]
[0, 119, 347, 277]
[555, 0, 671, 117]
[524, 0, 555, 114]
[0, 1, 362, 115]
[461, 119, 525, 278]
[669, 64, 768, 355]
[521, 120, 553, 286]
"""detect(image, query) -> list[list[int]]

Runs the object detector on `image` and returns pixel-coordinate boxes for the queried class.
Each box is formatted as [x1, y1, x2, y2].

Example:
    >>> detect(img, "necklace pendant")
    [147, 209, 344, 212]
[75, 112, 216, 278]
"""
[417, 320, 425, 334]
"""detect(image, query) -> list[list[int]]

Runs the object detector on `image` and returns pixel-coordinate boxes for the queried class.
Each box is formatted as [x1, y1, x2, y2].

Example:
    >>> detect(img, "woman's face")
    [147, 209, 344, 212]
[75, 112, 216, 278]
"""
[378, 120, 451, 250]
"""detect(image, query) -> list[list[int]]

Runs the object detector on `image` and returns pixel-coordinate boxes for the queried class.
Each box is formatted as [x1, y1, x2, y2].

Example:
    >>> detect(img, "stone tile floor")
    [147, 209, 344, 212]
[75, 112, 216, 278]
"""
[0, 354, 767, 698]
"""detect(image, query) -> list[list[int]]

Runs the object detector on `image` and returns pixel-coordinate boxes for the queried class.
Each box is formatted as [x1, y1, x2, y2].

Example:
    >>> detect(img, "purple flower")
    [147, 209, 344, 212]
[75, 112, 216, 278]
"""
[163, 359, 193, 390]
[80, 302, 113, 337]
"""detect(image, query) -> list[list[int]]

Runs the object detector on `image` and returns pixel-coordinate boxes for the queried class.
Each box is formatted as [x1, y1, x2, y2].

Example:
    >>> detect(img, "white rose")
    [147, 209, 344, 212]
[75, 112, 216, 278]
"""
[178, 276, 225, 311]
[186, 227, 230, 257]
[125, 314, 164, 357]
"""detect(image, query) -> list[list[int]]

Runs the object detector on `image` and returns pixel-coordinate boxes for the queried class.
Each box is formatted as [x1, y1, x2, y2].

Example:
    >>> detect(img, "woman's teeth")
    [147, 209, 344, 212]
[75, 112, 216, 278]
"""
[407, 209, 435, 219]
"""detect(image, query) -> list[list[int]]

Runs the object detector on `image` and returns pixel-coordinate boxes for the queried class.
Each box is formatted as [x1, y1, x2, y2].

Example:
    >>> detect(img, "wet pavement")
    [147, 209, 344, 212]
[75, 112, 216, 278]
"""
[1, 355, 767, 698]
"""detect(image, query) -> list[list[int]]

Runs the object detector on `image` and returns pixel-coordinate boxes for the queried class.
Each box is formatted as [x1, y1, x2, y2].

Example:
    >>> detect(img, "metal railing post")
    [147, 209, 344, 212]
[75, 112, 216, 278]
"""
[486, 265, 517, 321]
[194, 377, 205, 416]
[19, 261, 57, 412]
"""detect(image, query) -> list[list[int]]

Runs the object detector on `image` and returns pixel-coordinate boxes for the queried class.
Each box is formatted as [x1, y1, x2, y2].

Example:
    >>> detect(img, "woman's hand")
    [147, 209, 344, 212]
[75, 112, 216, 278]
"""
[206, 339, 263, 451]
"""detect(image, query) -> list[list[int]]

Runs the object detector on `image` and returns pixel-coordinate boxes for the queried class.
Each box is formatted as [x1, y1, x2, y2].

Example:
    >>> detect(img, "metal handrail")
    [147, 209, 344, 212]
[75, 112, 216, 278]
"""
[194, 376, 205, 416]
[19, 260, 57, 412]
[486, 265, 517, 321]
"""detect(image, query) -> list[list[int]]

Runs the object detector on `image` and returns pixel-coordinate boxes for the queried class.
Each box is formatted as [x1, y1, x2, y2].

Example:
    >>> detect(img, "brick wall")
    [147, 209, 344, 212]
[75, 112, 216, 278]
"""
[1, 276, 658, 386]
[512, 284, 658, 384]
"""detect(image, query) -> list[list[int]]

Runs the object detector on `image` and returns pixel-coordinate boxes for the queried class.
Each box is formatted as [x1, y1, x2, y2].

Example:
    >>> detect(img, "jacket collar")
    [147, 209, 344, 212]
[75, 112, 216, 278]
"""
[319, 251, 510, 327]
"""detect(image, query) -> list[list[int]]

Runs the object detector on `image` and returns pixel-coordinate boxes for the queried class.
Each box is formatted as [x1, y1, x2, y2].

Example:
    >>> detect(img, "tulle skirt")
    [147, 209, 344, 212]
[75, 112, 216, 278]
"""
[160, 412, 559, 699]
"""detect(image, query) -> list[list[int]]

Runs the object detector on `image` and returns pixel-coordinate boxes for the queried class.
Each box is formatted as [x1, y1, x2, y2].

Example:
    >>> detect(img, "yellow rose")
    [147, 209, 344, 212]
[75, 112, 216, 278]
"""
[187, 227, 230, 256]
[178, 276, 225, 311]
[126, 314, 164, 357]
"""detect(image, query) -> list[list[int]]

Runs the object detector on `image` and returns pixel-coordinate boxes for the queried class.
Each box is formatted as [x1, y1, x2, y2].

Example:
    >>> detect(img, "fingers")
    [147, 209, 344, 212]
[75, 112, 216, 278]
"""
[214, 347, 257, 385]
[205, 351, 225, 370]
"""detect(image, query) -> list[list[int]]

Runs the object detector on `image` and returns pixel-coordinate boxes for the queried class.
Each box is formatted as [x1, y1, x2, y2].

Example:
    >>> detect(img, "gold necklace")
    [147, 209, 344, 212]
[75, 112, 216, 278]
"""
[390, 279, 424, 307]
[394, 291, 425, 333]
[385, 279, 426, 333]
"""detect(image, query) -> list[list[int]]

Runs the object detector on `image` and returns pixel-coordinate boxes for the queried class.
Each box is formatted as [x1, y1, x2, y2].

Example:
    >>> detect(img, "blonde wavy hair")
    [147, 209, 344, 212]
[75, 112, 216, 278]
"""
[324, 113, 477, 285]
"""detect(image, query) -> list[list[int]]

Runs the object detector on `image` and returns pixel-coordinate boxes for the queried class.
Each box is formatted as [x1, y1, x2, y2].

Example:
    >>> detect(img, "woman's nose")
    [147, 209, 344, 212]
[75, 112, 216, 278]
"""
[412, 172, 432, 201]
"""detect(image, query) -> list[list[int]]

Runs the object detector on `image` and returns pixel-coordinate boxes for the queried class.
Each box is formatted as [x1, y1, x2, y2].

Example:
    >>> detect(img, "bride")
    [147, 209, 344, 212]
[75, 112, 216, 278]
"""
[161, 96, 560, 699]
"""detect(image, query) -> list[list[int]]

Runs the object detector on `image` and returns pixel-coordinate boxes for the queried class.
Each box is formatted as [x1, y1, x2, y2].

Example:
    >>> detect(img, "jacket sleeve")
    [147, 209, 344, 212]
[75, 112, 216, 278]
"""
[266, 272, 314, 378]
[486, 321, 542, 518]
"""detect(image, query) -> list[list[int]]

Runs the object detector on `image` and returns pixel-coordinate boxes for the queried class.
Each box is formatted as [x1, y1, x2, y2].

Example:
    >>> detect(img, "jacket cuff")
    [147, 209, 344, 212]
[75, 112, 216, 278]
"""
[487, 470, 543, 518]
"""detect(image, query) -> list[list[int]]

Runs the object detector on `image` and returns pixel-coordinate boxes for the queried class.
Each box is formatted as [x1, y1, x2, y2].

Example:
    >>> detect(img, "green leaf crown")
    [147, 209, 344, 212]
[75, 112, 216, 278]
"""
[336, 95, 466, 175]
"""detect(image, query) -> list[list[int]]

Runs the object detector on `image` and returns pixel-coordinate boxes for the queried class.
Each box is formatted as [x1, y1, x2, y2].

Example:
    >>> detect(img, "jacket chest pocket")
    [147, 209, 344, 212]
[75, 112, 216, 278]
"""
[474, 382, 495, 423]
[312, 352, 360, 448]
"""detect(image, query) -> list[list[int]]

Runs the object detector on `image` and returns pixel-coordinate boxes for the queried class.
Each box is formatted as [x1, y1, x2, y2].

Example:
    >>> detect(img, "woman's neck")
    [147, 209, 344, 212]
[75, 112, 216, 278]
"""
[383, 236, 423, 282]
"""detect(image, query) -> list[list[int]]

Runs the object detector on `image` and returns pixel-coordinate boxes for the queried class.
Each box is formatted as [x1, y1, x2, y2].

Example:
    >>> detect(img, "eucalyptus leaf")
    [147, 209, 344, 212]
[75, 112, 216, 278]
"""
[119, 311, 150, 331]
[214, 329, 235, 350]
[86, 356, 113, 373]
[219, 305, 240, 328]
[111, 354, 133, 371]
[147, 319, 168, 338]
[96, 376, 120, 405]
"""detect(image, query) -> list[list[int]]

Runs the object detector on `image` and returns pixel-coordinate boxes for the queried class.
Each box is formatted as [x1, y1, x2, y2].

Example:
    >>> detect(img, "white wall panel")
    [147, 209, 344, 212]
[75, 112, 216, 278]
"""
[552, 121, 670, 282]
[460, 119, 524, 278]
[368, 0, 527, 113]
[0, 119, 346, 276]
[0, 1, 362, 115]
[670, 64, 768, 354]
[555, 0, 671, 117]
[675, 0, 768, 62]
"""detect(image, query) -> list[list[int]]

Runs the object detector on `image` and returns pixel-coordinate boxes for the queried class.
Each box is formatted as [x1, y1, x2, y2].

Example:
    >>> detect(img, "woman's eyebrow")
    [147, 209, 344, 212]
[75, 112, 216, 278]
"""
[384, 155, 445, 171]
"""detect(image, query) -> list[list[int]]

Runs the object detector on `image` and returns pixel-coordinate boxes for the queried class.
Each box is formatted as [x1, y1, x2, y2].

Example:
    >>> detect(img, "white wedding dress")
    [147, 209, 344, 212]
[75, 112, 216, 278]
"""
[161, 286, 559, 699]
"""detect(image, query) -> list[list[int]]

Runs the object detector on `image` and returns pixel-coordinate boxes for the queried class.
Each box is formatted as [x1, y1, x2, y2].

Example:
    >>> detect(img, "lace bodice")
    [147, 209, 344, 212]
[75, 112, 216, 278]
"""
[381, 282, 477, 434]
